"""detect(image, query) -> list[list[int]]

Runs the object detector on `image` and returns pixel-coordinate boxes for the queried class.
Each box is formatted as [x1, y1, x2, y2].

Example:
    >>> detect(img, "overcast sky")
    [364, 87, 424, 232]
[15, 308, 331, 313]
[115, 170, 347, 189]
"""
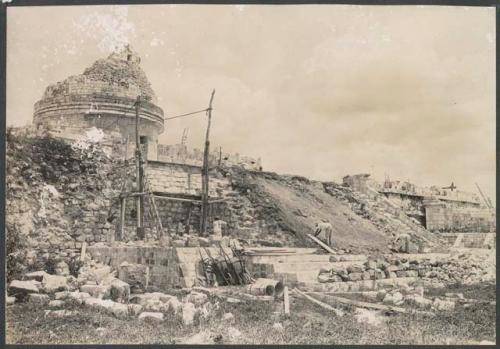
[7, 5, 496, 203]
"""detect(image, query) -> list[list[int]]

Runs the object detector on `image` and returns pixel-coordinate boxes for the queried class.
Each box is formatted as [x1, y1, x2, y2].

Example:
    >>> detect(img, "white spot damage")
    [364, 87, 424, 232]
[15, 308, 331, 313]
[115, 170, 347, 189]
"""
[73, 6, 136, 53]
[72, 127, 106, 151]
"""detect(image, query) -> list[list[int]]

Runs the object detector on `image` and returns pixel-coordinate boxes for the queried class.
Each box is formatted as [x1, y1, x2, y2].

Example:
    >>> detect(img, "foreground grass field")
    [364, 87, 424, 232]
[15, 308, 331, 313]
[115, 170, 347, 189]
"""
[6, 283, 496, 345]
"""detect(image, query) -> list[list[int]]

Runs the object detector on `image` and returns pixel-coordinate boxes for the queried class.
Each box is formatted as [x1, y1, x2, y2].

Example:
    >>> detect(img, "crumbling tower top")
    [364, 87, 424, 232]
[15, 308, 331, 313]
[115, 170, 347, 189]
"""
[33, 45, 164, 142]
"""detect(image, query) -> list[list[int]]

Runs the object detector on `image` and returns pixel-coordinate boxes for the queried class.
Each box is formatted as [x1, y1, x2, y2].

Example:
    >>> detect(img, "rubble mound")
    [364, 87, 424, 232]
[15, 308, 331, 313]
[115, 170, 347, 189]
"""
[225, 169, 444, 254]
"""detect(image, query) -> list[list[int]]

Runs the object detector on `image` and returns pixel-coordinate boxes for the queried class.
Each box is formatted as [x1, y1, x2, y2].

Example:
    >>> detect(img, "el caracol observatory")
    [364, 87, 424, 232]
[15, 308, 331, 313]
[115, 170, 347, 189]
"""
[33, 45, 165, 148]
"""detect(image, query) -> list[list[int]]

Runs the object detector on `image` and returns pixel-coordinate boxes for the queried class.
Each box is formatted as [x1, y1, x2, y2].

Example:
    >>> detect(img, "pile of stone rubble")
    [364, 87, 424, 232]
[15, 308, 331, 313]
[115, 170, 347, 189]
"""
[319, 250, 495, 286]
[344, 285, 471, 312]
[6, 255, 240, 327]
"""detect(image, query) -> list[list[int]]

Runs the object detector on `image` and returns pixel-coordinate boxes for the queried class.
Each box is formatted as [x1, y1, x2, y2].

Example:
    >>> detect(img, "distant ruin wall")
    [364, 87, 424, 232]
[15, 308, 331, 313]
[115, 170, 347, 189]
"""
[424, 200, 495, 233]
[157, 144, 262, 171]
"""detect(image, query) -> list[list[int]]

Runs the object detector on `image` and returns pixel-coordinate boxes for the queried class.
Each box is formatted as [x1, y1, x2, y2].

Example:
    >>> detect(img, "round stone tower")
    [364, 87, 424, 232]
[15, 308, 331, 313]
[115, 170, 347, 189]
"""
[33, 45, 164, 148]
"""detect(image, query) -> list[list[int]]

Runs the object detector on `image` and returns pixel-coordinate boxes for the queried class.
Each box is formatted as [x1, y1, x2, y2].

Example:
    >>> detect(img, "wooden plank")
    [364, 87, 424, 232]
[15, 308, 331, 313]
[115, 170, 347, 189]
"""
[200, 89, 216, 235]
[452, 233, 464, 248]
[307, 234, 336, 254]
[119, 191, 148, 198]
[293, 288, 344, 316]
[284, 286, 290, 314]
[153, 195, 202, 204]
[305, 292, 432, 315]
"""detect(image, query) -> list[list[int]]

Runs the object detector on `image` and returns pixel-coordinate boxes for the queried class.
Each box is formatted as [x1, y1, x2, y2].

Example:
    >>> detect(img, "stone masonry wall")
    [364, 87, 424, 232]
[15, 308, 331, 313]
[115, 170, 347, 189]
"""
[424, 200, 495, 233]
[145, 161, 231, 198]
[5, 131, 126, 271]
[157, 144, 262, 171]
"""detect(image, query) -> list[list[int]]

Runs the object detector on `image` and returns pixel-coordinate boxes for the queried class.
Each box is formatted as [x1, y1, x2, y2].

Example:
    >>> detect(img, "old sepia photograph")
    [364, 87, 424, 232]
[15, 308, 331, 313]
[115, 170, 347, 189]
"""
[3, 2, 496, 346]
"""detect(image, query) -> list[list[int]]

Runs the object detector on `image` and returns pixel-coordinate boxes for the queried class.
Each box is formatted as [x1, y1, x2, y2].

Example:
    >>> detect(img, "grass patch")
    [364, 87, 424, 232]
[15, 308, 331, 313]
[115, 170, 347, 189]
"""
[6, 283, 496, 345]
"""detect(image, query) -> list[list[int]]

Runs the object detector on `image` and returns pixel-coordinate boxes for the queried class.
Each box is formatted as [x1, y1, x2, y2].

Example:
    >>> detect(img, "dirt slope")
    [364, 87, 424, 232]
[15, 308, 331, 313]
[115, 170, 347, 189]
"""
[228, 170, 390, 253]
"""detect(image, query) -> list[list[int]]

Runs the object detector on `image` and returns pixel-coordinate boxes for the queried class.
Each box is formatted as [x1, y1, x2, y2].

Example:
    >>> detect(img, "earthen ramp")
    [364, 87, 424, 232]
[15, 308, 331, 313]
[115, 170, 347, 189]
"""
[229, 170, 391, 253]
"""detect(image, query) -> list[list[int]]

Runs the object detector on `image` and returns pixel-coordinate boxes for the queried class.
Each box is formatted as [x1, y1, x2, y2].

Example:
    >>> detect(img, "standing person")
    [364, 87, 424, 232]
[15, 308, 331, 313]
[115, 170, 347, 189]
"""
[391, 233, 411, 253]
[212, 217, 227, 242]
[314, 219, 334, 247]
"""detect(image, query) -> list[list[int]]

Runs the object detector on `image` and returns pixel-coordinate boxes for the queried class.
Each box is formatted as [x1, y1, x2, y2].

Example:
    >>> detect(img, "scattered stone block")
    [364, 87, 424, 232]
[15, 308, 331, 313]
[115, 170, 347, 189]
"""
[80, 285, 110, 299]
[364, 260, 378, 269]
[110, 278, 130, 303]
[392, 292, 403, 305]
[225, 297, 241, 304]
[55, 291, 69, 300]
[405, 294, 432, 309]
[166, 297, 182, 313]
[172, 240, 185, 247]
[139, 311, 164, 322]
[222, 312, 234, 322]
[48, 300, 65, 308]
[144, 299, 164, 312]
[348, 272, 363, 281]
[25, 271, 50, 282]
[109, 302, 129, 318]
[186, 237, 200, 247]
[182, 301, 196, 325]
[362, 271, 371, 280]
[382, 293, 394, 305]
[433, 298, 455, 311]
[6, 296, 16, 305]
[347, 265, 364, 274]
[128, 304, 143, 316]
[28, 293, 50, 304]
[376, 290, 387, 302]
[46, 310, 76, 318]
[9, 280, 39, 296]
[42, 274, 68, 293]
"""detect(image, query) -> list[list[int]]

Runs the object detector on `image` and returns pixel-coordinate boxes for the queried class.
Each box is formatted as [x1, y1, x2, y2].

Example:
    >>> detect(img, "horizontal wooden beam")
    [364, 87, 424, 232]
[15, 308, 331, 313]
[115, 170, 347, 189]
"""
[119, 192, 148, 198]
[307, 234, 336, 254]
[153, 195, 201, 203]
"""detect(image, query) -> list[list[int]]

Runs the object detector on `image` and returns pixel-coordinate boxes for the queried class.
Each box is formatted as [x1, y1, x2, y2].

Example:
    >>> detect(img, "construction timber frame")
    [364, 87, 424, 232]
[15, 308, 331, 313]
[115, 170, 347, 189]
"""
[200, 89, 216, 236]
[117, 90, 218, 240]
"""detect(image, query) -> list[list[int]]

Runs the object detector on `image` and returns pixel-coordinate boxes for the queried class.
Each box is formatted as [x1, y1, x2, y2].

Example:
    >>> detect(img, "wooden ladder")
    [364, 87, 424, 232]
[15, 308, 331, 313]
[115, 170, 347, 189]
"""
[142, 172, 165, 237]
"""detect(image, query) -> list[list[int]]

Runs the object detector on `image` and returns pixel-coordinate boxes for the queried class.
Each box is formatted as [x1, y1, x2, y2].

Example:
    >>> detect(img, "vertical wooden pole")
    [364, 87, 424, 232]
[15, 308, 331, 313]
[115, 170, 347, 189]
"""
[284, 286, 290, 314]
[218, 146, 222, 167]
[134, 96, 144, 239]
[200, 89, 216, 236]
[119, 196, 126, 241]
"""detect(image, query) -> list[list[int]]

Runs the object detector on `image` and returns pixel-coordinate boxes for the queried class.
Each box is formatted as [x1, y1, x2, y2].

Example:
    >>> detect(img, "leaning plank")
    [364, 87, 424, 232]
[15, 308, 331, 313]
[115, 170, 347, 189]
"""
[294, 288, 344, 316]
[307, 234, 336, 254]
[306, 292, 421, 314]
[284, 286, 290, 314]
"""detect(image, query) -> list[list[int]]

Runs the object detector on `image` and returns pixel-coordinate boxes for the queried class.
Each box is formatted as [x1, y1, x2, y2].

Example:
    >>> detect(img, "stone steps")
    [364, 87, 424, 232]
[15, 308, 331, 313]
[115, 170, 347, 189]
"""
[247, 254, 366, 264]
[298, 277, 418, 293]
[270, 260, 366, 274]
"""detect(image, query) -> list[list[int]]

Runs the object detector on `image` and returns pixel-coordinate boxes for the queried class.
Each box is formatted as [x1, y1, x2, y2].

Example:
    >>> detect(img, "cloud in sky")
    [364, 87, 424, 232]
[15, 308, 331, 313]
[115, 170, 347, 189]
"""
[6, 5, 496, 203]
